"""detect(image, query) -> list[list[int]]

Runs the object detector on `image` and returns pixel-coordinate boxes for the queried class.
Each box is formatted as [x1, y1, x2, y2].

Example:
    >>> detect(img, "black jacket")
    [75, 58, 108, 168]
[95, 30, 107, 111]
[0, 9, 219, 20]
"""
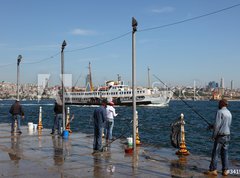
[54, 102, 63, 114]
[9, 101, 24, 116]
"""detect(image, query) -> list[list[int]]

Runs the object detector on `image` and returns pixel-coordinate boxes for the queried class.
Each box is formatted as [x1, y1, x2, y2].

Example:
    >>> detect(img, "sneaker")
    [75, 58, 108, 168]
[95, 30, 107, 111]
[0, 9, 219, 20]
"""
[18, 131, 22, 134]
[204, 170, 218, 176]
[222, 170, 229, 176]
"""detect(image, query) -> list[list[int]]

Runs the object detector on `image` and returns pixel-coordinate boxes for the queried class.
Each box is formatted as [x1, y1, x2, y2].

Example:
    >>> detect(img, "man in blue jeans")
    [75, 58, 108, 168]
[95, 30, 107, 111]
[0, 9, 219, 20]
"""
[205, 99, 232, 176]
[9, 99, 24, 134]
[51, 99, 63, 135]
[105, 101, 118, 141]
[93, 99, 107, 153]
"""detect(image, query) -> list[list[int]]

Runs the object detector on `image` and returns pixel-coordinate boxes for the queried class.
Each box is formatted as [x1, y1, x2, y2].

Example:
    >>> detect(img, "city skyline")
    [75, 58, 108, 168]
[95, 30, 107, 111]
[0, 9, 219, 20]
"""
[0, 1, 240, 88]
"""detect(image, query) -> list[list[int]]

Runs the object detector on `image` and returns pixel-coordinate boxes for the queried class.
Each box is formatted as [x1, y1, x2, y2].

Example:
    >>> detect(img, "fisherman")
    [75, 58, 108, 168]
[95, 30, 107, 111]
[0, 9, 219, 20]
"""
[51, 96, 63, 135]
[9, 99, 24, 134]
[205, 99, 232, 176]
[93, 99, 107, 153]
[105, 101, 118, 141]
[170, 116, 182, 148]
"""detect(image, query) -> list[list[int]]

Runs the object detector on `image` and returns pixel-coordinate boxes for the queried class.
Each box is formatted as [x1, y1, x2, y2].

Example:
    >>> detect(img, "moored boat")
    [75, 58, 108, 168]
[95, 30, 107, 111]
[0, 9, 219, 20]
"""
[65, 80, 172, 106]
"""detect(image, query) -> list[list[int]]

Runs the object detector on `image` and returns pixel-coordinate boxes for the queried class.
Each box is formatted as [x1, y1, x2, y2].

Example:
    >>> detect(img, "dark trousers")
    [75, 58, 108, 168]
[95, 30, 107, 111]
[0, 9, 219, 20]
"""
[52, 114, 63, 134]
[209, 135, 230, 171]
[11, 115, 21, 132]
[93, 127, 102, 151]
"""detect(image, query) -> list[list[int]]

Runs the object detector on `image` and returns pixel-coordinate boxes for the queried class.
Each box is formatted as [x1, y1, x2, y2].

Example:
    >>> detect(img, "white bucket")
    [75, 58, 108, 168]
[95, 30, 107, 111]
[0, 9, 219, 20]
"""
[127, 137, 133, 146]
[28, 122, 33, 130]
[33, 124, 38, 130]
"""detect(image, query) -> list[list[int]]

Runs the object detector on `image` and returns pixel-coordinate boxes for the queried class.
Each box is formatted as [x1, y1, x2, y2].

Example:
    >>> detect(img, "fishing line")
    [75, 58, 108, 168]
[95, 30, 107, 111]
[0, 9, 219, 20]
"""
[103, 120, 132, 148]
[153, 75, 211, 126]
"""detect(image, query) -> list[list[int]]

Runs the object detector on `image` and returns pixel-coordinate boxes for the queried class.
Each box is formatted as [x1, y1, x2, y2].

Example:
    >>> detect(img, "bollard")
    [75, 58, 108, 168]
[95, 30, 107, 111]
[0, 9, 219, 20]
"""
[37, 106, 43, 130]
[176, 113, 190, 155]
[136, 111, 141, 145]
[66, 107, 72, 133]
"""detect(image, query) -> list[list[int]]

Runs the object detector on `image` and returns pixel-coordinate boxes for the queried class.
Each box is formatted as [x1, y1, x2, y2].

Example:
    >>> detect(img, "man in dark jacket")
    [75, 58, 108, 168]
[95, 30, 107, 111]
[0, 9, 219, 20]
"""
[93, 99, 107, 153]
[9, 99, 24, 134]
[51, 99, 63, 135]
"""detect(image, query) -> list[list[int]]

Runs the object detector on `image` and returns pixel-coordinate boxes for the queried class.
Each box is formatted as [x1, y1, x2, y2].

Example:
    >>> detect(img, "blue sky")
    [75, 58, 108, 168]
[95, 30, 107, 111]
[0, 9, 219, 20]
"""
[0, 0, 240, 88]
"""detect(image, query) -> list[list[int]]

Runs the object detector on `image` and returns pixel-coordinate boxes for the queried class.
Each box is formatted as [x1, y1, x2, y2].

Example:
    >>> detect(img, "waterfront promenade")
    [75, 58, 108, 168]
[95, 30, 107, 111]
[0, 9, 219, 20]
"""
[0, 123, 239, 178]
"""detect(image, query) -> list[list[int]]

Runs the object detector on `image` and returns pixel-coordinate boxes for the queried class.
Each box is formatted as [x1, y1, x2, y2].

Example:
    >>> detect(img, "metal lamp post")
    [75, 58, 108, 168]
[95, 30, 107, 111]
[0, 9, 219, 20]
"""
[61, 40, 67, 131]
[17, 55, 22, 100]
[132, 17, 138, 150]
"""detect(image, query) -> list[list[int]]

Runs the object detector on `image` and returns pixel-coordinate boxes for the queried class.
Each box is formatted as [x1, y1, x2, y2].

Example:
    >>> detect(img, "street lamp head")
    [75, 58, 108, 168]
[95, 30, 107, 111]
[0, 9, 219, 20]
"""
[132, 17, 138, 32]
[17, 55, 22, 65]
[61, 40, 67, 51]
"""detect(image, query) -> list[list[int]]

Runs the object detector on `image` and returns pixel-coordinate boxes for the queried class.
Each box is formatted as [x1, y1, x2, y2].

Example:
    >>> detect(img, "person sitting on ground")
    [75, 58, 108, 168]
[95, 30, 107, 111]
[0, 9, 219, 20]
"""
[9, 99, 24, 134]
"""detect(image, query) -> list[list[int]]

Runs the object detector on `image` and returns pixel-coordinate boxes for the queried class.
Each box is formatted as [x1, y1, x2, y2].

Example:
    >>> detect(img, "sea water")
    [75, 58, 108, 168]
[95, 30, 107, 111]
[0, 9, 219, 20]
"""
[0, 99, 239, 161]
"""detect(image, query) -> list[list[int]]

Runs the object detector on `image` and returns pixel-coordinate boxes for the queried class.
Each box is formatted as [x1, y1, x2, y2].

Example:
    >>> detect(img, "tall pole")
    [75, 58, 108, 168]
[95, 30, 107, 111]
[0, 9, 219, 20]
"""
[17, 55, 22, 100]
[61, 40, 67, 131]
[132, 17, 138, 150]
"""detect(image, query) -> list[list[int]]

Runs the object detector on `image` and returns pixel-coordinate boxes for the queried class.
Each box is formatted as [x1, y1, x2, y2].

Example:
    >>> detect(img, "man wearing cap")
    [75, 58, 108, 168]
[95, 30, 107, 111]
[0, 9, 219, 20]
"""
[93, 99, 107, 153]
[105, 101, 118, 141]
[205, 99, 232, 176]
[9, 99, 24, 134]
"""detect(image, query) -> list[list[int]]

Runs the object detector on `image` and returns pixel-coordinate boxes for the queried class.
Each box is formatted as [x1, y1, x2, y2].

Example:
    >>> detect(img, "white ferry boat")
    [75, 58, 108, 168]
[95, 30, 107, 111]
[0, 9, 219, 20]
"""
[65, 80, 172, 106]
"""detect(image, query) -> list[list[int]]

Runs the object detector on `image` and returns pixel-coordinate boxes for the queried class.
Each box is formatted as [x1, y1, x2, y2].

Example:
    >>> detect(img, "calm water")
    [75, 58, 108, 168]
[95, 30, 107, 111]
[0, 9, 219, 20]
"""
[0, 99, 239, 161]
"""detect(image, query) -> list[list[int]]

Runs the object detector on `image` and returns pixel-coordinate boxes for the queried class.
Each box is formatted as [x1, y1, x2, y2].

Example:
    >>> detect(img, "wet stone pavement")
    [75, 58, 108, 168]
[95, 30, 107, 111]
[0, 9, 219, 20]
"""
[0, 123, 239, 178]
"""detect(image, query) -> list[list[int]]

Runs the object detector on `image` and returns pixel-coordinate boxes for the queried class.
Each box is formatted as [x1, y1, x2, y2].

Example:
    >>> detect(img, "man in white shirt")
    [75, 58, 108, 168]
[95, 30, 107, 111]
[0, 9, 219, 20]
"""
[105, 101, 118, 140]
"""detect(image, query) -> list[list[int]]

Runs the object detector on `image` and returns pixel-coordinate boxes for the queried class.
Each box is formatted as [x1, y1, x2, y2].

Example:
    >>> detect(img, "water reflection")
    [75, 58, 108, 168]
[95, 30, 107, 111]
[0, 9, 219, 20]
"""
[170, 156, 188, 177]
[52, 136, 64, 166]
[51, 135, 72, 166]
[93, 153, 104, 177]
[8, 133, 22, 164]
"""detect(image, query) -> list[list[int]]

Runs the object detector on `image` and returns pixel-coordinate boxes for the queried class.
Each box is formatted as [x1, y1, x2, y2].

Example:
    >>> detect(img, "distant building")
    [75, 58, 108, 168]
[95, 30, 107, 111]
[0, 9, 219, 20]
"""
[220, 77, 224, 88]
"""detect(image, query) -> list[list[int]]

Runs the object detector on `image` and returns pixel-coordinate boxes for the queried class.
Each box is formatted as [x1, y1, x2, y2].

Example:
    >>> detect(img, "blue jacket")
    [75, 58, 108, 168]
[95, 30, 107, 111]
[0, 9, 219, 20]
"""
[93, 106, 107, 129]
[213, 107, 232, 139]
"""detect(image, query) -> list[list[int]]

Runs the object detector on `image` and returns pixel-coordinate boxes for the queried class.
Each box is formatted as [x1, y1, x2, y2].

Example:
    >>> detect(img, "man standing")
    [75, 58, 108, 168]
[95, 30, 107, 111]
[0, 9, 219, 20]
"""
[93, 99, 107, 153]
[9, 99, 24, 134]
[105, 101, 118, 141]
[51, 97, 63, 135]
[205, 99, 232, 176]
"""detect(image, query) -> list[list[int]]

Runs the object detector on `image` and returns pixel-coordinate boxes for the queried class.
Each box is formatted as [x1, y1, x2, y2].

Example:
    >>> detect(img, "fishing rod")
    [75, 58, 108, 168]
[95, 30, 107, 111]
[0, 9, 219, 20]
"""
[103, 119, 132, 149]
[153, 75, 212, 126]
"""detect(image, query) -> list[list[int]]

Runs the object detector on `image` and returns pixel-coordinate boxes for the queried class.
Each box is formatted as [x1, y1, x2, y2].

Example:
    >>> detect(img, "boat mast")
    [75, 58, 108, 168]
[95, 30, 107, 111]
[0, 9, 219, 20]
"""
[147, 66, 151, 88]
[88, 62, 93, 91]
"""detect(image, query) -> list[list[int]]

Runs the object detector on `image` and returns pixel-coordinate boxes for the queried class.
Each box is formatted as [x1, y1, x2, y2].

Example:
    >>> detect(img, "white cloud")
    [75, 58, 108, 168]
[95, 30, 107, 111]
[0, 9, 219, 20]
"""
[151, 6, 175, 14]
[70, 28, 96, 36]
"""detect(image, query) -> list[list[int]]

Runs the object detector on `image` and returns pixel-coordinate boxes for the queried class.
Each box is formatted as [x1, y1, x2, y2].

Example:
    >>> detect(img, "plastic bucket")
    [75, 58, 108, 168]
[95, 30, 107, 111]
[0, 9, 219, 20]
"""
[33, 124, 38, 130]
[127, 137, 133, 146]
[28, 122, 33, 130]
[62, 130, 69, 139]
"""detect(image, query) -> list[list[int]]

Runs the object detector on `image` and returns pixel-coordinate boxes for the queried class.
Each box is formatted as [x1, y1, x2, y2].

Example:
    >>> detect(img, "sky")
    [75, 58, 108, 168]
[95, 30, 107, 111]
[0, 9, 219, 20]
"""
[0, 0, 240, 88]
